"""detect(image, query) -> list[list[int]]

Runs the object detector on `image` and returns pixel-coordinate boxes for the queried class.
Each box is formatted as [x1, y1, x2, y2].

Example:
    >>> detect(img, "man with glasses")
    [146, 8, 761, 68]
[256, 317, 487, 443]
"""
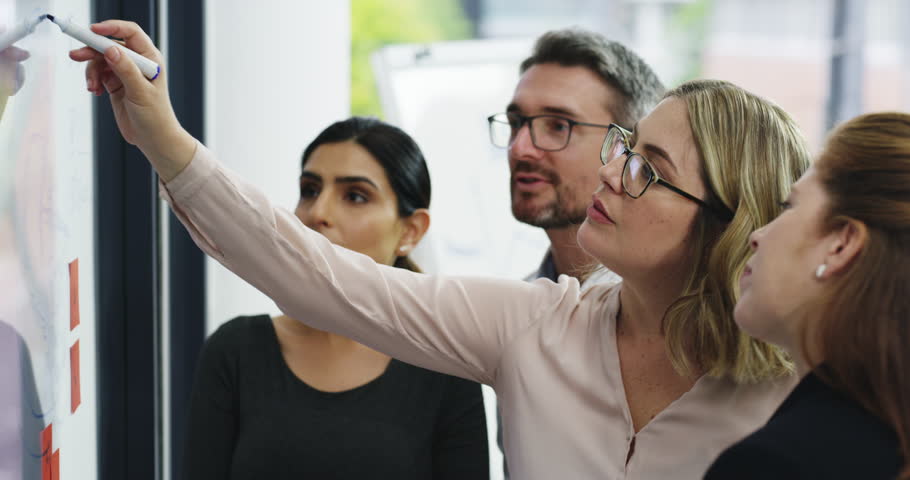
[488, 29, 665, 283]
[486, 29, 665, 478]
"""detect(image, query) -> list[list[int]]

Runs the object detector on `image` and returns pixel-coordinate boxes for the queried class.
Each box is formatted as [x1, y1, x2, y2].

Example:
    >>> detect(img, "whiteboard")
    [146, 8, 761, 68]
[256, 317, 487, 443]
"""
[0, 1, 97, 478]
[372, 39, 550, 279]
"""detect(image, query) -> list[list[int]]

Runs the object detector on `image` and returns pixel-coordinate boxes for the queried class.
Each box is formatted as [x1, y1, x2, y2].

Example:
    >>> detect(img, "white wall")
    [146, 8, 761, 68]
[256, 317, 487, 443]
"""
[203, 1, 351, 334]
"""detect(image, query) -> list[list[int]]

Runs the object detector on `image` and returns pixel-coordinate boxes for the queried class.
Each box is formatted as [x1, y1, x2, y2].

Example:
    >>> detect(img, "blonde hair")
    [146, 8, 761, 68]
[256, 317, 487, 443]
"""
[662, 80, 810, 383]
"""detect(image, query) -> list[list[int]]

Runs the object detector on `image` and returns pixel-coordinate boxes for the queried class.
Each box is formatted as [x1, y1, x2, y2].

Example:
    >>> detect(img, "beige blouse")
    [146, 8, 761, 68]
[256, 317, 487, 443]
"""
[161, 143, 796, 480]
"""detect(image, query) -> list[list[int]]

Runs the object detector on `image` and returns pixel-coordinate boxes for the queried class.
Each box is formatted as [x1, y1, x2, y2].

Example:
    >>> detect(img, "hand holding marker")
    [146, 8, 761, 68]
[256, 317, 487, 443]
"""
[47, 15, 160, 80]
[69, 19, 195, 181]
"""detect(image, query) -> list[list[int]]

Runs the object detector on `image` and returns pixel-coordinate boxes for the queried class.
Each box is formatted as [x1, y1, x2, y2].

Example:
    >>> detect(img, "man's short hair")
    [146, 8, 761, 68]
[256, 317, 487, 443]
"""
[520, 28, 665, 128]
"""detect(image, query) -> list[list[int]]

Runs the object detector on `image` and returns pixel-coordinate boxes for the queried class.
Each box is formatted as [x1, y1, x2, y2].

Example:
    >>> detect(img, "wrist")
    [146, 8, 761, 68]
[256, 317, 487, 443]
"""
[146, 126, 197, 183]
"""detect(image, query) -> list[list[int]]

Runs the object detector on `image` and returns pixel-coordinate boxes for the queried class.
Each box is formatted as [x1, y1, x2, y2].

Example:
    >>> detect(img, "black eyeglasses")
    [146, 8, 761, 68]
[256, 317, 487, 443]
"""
[601, 124, 734, 222]
[487, 112, 611, 152]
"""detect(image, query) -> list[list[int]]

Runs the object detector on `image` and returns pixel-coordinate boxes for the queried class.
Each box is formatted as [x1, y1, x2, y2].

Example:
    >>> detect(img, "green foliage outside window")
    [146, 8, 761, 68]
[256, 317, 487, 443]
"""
[351, 0, 472, 117]
[668, 0, 713, 84]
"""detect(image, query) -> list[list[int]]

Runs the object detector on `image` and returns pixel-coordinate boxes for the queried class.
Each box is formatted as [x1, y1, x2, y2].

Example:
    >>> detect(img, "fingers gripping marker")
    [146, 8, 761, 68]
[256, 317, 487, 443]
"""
[47, 14, 160, 80]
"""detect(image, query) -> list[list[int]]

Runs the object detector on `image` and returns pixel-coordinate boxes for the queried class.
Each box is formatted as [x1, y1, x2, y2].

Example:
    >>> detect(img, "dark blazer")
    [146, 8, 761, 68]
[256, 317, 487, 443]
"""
[704, 372, 903, 479]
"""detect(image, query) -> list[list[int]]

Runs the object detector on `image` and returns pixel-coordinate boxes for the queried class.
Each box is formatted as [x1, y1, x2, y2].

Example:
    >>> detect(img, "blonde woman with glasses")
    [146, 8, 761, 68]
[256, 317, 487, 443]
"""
[75, 20, 809, 479]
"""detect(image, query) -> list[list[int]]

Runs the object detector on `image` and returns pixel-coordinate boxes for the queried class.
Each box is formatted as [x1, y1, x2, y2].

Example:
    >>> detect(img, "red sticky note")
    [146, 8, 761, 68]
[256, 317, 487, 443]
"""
[40, 423, 52, 455]
[70, 340, 81, 413]
[43, 454, 51, 480]
[69, 259, 80, 330]
[41, 424, 52, 480]
[51, 449, 60, 480]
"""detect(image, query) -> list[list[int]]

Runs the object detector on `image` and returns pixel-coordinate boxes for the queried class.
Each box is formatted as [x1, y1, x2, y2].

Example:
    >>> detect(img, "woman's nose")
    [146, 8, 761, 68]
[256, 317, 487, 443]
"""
[598, 154, 625, 194]
[306, 195, 333, 229]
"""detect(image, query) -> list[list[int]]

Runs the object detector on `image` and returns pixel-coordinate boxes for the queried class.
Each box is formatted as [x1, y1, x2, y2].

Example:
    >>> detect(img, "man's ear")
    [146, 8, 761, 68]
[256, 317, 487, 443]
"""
[395, 208, 430, 256]
[821, 219, 867, 277]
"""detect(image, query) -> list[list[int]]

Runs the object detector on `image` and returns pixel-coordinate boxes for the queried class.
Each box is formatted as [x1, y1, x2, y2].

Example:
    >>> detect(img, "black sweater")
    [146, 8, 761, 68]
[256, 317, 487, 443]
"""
[181, 315, 489, 479]
[705, 372, 903, 479]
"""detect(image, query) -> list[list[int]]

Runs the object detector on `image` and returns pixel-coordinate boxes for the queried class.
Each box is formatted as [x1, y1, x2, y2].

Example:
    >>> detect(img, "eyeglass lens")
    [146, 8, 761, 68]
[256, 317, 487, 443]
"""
[602, 128, 654, 198]
[489, 114, 573, 151]
[623, 155, 653, 198]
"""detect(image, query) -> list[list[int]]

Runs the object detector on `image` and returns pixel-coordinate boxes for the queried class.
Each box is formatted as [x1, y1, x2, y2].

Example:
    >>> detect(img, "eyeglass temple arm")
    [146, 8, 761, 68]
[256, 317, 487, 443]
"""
[656, 179, 734, 222]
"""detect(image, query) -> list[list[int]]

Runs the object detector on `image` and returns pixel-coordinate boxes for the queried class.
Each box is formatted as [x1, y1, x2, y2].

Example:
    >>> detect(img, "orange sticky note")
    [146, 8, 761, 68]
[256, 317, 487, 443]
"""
[51, 450, 60, 480]
[41, 424, 52, 480]
[43, 454, 51, 480]
[70, 340, 81, 413]
[40, 423, 52, 455]
[69, 259, 80, 330]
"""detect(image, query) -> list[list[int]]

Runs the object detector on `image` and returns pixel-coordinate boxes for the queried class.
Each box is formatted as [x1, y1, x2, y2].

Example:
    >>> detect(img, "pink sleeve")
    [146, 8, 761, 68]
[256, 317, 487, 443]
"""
[159, 143, 581, 386]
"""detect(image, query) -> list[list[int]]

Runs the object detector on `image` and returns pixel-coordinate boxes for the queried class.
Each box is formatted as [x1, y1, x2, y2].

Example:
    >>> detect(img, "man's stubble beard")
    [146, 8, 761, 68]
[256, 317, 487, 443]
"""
[511, 183, 588, 229]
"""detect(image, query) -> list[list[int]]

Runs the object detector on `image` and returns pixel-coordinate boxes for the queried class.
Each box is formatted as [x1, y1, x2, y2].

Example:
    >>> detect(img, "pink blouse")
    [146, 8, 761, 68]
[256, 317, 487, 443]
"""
[161, 143, 796, 479]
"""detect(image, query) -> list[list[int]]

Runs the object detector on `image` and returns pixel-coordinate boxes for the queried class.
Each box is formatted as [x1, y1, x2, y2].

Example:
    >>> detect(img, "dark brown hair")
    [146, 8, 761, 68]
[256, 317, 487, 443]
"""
[812, 112, 910, 478]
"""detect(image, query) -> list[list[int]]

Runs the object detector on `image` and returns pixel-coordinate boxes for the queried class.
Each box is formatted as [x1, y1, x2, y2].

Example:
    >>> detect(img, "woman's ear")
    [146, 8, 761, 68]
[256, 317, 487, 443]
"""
[821, 219, 867, 277]
[395, 208, 430, 256]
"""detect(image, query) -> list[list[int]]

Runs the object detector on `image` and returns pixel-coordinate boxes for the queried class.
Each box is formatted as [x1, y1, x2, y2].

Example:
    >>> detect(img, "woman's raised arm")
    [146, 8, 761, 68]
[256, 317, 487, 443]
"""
[76, 19, 582, 387]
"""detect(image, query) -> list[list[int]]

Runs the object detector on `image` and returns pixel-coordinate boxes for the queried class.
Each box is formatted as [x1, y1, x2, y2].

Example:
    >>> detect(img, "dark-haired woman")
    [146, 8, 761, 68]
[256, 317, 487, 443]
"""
[705, 112, 910, 479]
[181, 117, 489, 480]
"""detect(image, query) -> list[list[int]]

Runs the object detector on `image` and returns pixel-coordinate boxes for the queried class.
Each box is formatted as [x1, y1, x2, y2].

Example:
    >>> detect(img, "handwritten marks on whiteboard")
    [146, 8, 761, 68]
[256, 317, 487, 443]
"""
[34, 255, 80, 480]
[3, 8, 98, 475]
[35, 257, 83, 480]
[40, 424, 52, 465]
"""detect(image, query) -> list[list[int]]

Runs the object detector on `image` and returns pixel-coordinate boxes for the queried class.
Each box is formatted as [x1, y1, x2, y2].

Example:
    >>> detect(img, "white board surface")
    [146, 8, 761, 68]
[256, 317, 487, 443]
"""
[0, 1, 97, 478]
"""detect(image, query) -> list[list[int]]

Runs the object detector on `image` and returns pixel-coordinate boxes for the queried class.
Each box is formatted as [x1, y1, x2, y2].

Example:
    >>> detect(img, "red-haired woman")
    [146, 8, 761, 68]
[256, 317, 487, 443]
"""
[706, 112, 910, 479]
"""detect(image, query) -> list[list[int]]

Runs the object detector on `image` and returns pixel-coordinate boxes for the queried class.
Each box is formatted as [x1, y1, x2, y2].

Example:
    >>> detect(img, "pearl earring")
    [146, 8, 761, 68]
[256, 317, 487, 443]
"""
[398, 246, 411, 256]
[815, 264, 827, 279]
